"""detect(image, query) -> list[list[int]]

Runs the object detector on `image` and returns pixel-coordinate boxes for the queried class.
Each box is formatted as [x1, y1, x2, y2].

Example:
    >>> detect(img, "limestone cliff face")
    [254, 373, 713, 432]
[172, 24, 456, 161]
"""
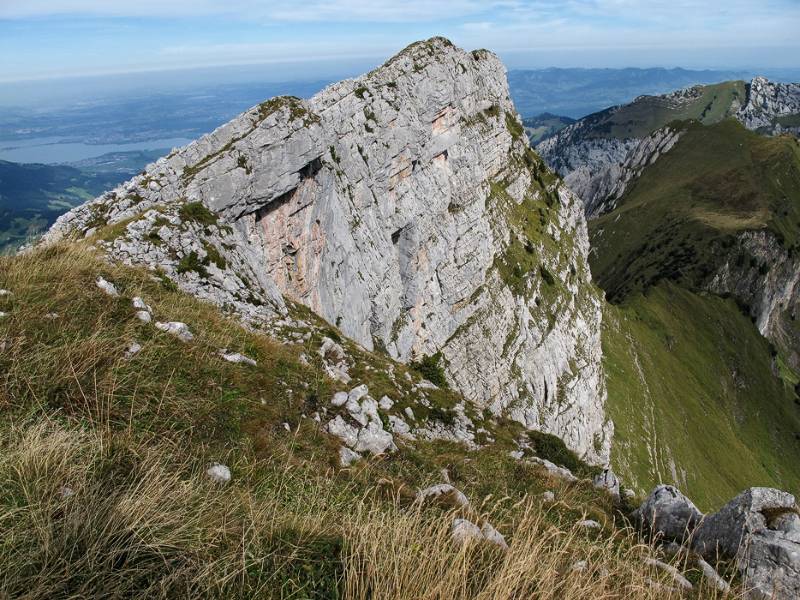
[709, 231, 800, 370]
[44, 38, 611, 462]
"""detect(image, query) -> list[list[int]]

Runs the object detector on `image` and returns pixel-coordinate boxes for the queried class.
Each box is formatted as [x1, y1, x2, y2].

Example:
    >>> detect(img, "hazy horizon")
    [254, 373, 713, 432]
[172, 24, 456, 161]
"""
[2, 1, 799, 82]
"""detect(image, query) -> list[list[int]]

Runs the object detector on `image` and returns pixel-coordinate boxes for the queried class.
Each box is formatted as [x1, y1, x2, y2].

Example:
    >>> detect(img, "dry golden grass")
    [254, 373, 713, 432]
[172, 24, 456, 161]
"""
[0, 244, 742, 598]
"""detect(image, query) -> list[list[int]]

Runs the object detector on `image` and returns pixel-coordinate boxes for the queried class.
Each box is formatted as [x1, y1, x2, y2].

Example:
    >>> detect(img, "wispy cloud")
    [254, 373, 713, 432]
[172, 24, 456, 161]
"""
[1, 0, 798, 81]
[0, 0, 498, 21]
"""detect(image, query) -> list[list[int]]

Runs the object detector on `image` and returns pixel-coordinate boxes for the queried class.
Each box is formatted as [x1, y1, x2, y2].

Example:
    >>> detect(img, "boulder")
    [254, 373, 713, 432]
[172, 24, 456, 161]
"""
[206, 463, 231, 484]
[417, 484, 470, 508]
[219, 350, 257, 366]
[353, 420, 396, 455]
[451, 518, 483, 547]
[339, 446, 361, 467]
[577, 519, 602, 531]
[450, 518, 507, 551]
[95, 276, 119, 296]
[530, 457, 578, 483]
[632, 485, 703, 543]
[331, 391, 349, 407]
[327, 415, 359, 448]
[154, 321, 194, 342]
[132, 296, 151, 312]
[593, 467, 620, 498]
[692, 487, 800, 599]
[481, 522, 509, 550]
[135, 310, 152, 323]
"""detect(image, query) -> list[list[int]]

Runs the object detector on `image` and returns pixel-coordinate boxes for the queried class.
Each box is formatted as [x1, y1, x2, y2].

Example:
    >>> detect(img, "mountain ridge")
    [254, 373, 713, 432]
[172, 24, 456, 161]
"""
[43, 37, 612, 463]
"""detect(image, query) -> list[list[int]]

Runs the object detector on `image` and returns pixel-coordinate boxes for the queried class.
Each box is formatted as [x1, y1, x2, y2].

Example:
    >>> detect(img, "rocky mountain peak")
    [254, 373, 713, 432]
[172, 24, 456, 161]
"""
[43, 37, 611, 463]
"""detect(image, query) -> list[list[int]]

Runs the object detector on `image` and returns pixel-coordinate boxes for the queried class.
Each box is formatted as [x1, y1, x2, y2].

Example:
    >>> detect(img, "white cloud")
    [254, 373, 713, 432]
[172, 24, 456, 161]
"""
[0, 0, 497, 21]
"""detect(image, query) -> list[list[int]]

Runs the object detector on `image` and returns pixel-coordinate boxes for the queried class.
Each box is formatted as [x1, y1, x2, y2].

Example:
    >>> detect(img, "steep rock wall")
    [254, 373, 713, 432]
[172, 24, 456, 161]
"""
[44, 38, 612, 462]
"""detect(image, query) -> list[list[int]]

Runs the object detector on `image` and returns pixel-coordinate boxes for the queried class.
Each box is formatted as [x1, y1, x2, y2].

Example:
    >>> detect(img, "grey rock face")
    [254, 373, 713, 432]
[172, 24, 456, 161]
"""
[692, 487, 800, 599]
[708, 230, 800, 370]
[632, 485, 703, 544]
[43, 37, 610, 463]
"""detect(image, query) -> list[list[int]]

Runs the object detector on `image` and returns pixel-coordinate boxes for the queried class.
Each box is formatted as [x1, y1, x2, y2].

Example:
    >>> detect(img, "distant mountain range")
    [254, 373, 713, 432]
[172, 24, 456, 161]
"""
[508, 67, 800, 118]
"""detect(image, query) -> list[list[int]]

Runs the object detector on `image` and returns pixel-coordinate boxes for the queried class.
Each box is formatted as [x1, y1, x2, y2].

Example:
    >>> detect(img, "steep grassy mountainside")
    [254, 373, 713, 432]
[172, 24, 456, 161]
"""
[591, 120, 800, 366]
[589, 118, 800, 508]
[537, 78, 800, 215]
[590, 120, 800, 302]
[0, 243, 741, 598]
[603, 283, 800, 511]
[571, 81, 746, 141]
[507, 68, 754, 119]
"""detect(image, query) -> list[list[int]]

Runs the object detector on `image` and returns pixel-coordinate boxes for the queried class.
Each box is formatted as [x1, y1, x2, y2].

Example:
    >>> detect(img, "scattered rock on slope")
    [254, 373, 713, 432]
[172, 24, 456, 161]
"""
[632, 485, 703, 544]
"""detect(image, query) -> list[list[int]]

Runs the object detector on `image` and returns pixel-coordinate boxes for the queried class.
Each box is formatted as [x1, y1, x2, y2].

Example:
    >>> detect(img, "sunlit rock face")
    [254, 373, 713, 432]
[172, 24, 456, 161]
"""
[44, 37, 612, 463]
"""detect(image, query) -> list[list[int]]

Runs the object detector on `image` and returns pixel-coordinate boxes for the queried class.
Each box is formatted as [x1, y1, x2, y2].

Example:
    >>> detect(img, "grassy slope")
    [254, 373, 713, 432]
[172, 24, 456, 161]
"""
[603, 283, 800, 511]
[1, 242, 738, 598]
[591, 119, 800, 302]
[583, 81, 746, 140]
[590, 117, 800, 510]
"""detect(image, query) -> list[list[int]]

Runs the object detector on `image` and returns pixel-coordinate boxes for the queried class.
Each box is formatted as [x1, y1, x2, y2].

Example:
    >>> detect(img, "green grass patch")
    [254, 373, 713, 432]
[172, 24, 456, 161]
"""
[178, 201, 218, 227]
[603, 283, 800, 511]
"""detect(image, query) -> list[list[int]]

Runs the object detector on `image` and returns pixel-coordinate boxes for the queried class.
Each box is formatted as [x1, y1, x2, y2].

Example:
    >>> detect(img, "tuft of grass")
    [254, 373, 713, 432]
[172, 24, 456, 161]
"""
[409, 352, 449, 389]
[178, 201, 218, 227]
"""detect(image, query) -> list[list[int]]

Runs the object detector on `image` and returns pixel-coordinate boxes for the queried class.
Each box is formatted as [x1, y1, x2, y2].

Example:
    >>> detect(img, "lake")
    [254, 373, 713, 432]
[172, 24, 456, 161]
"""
[0, 137, 194, 165]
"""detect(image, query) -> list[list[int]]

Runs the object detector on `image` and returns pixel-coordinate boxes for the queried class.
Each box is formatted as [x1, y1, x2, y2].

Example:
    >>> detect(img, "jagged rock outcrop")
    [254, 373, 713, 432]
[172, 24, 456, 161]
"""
[737, 77, 800, 135]
[692, 488, 800, 599]
[538, 77, 800, 216]
[42, 38, 611, 462]
[709, 230, 800, 369]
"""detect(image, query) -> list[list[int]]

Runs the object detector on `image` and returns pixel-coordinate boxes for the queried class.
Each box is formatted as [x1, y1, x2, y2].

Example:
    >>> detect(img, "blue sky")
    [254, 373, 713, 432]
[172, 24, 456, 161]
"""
[2, 0, 800, 83]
